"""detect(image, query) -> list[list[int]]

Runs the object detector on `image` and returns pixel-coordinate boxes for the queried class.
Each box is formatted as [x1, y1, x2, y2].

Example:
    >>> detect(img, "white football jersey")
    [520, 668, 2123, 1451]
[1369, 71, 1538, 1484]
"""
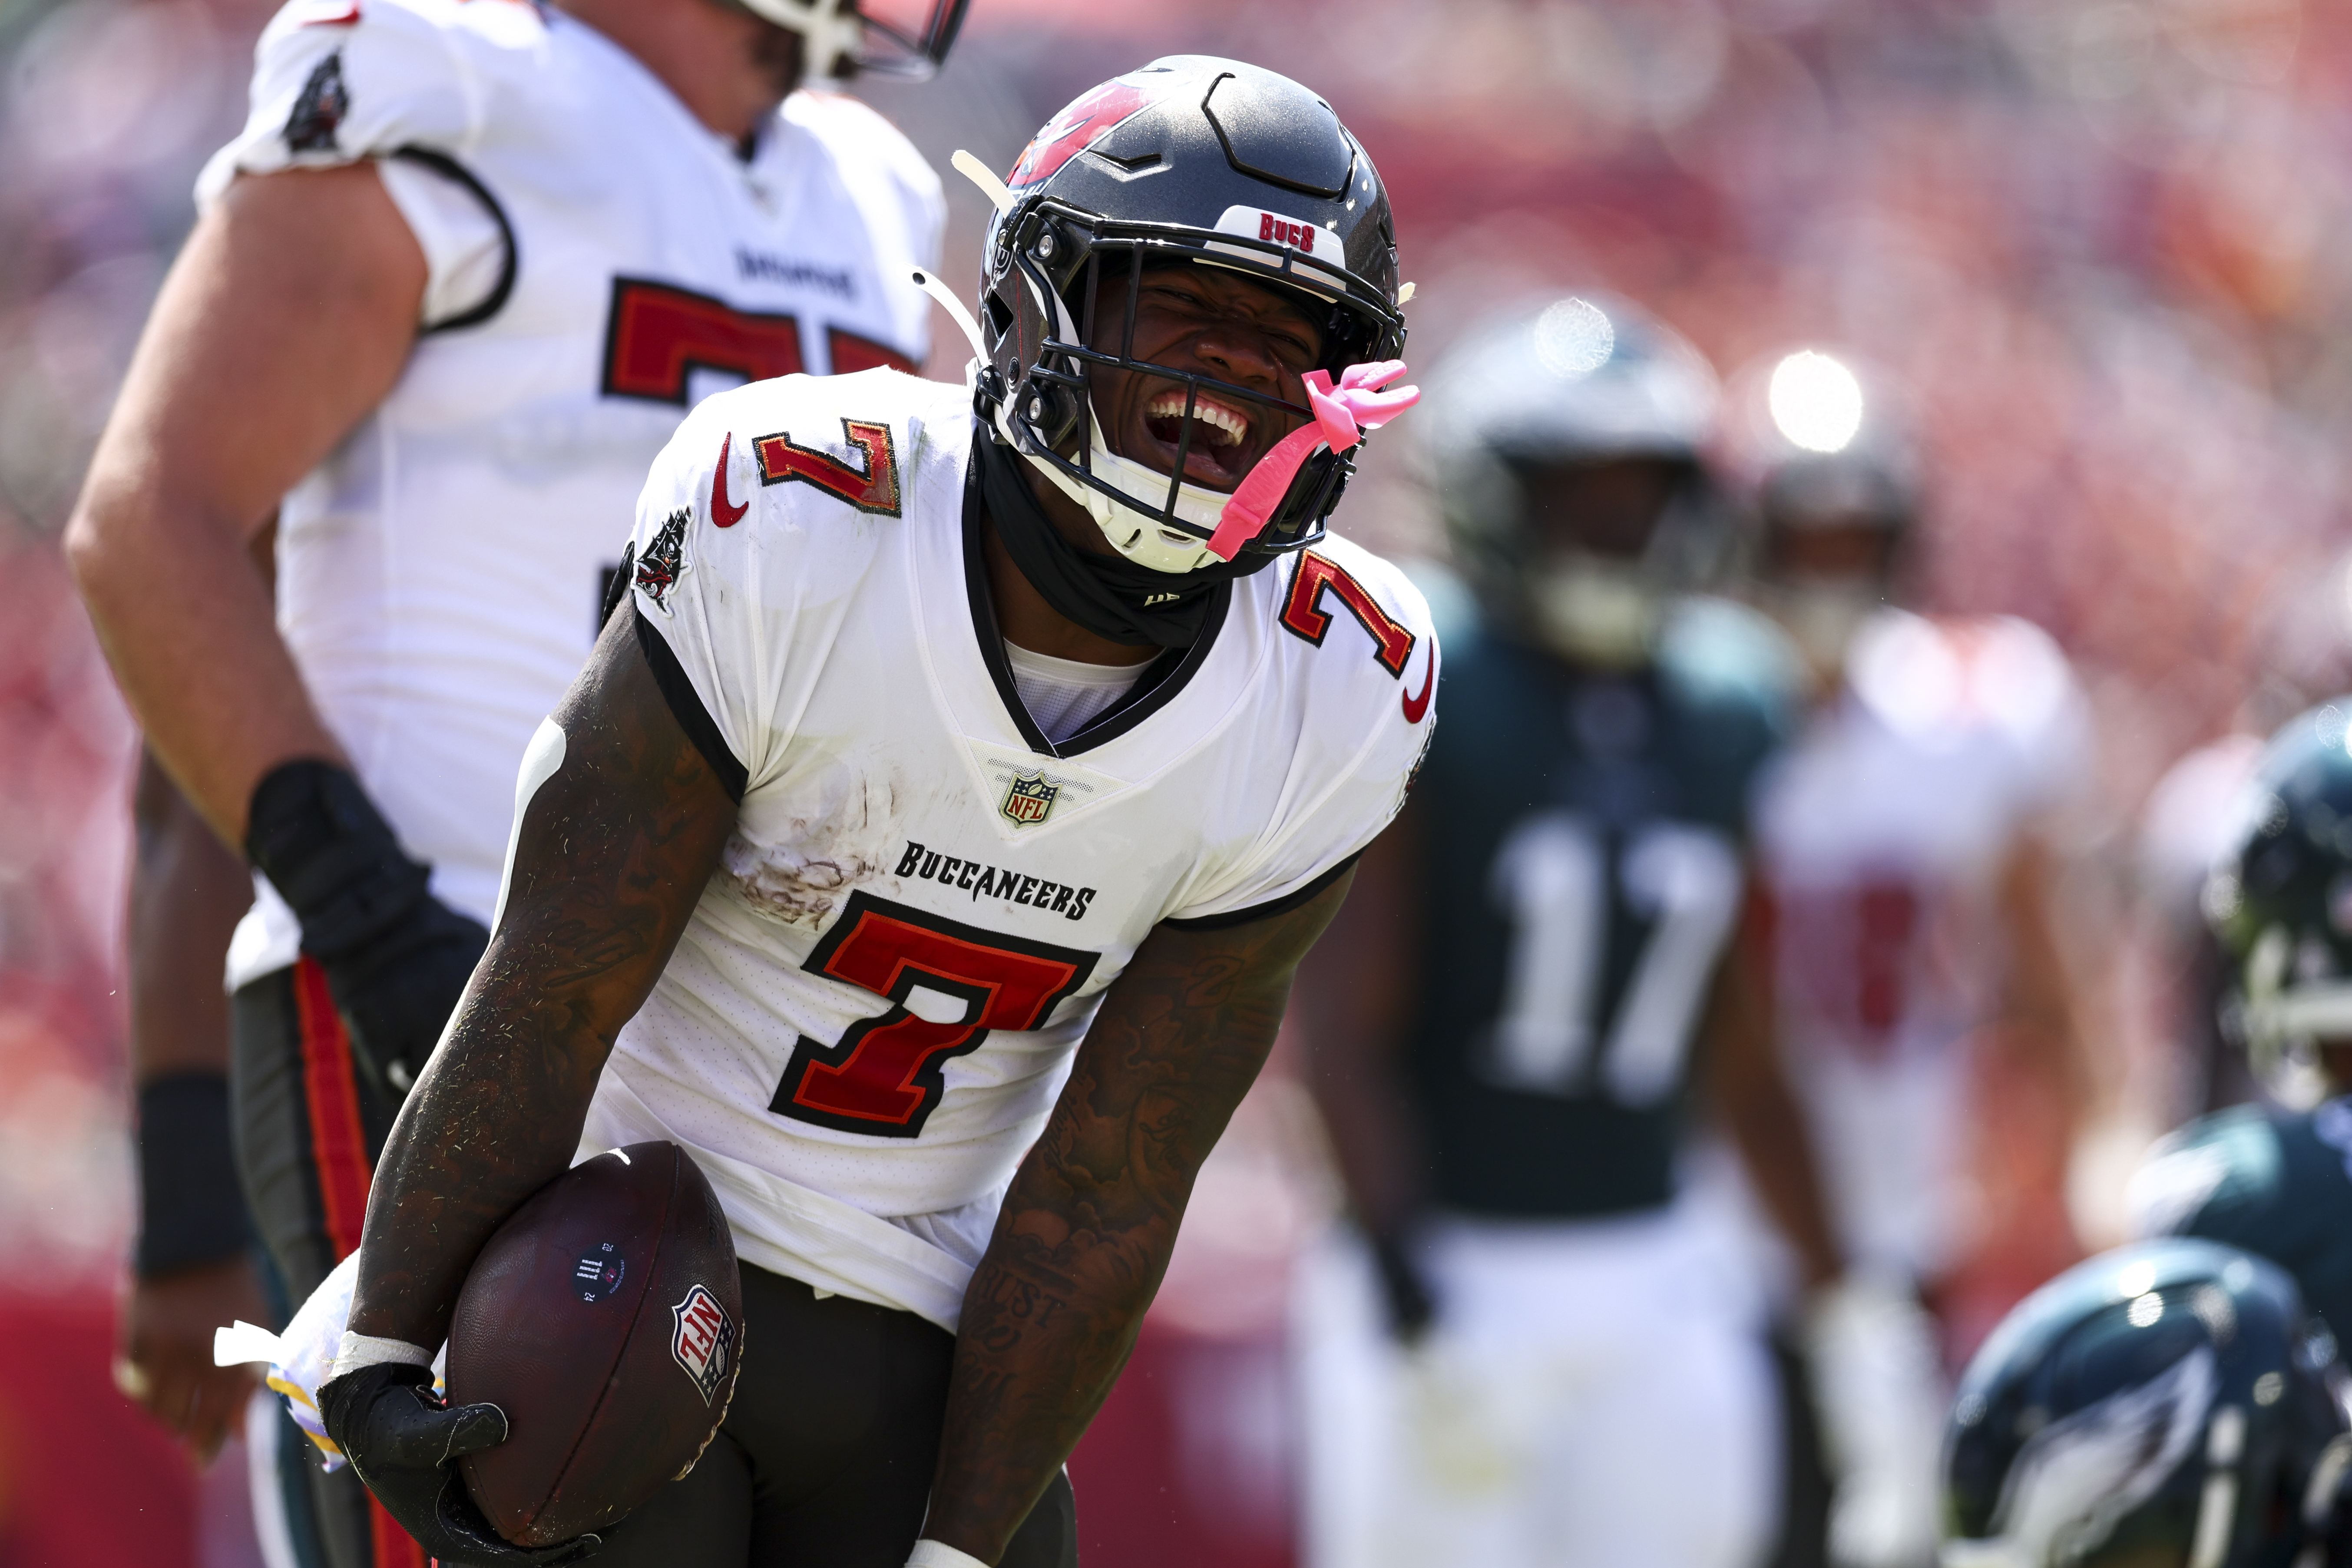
[1754, 609, 2088, 1277]
[572, 369, 1437, 1330]
[205, 0, 942, 987]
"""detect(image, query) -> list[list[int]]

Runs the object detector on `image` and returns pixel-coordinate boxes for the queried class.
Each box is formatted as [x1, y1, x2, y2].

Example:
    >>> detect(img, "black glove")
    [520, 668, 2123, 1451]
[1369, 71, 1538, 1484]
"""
[317, 1362, 599, 1567]
[1369, 1226, 1437, 1344]
[246, 761, 489, 1098]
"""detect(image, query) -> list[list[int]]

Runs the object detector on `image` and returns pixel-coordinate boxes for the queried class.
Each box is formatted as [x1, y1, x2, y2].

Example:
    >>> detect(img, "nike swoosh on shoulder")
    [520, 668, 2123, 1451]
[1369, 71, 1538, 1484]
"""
[711, 432, 748, 527]
[1401, 640, 1435, 724]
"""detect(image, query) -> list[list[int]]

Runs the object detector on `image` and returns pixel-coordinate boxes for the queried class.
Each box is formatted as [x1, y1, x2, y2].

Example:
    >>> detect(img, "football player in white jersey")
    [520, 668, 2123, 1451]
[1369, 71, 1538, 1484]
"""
[1743, 348, 2094, 1566]
[279, 57, 1429, 1568]
[66, 0, 952, 1561]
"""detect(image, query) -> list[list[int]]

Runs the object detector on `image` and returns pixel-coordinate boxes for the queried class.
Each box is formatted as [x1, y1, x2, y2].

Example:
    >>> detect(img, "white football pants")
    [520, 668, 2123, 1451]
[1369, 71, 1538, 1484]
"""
[1295, 1201, 1779, 1568]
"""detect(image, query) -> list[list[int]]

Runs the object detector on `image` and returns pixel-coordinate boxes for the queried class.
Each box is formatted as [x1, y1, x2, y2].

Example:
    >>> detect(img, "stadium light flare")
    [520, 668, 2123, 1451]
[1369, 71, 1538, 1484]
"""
[1533, 297, 1616, 379]
[1769, 349, 1865, 454]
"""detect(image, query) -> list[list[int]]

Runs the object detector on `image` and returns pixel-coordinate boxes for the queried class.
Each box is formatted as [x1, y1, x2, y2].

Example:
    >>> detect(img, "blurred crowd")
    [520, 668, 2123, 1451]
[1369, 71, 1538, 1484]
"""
[8, 0, 2352, 1562]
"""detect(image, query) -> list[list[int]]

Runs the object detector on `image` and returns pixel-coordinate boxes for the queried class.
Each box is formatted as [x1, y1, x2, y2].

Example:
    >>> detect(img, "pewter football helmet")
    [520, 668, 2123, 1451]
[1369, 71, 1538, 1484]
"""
[973, 57, 1409, 574]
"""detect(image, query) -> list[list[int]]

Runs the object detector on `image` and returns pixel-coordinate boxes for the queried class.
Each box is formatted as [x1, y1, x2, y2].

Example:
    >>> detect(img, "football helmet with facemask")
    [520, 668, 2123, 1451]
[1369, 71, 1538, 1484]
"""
[1423, 294, 1726, 668]
[1942, 1238, 2352, 1568]
[731, 0, 968, 81]
[959, 57, 1411, 578]
[1739, 347, 1922, 681]
[2206, 703, 2352, 1102]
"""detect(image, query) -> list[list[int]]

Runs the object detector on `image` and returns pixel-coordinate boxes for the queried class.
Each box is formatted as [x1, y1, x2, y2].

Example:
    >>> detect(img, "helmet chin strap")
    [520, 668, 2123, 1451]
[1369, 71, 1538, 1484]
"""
[951, 150, 1015, 215]
[1019, 414, 1227, 572]
[910, 268, 987, 372]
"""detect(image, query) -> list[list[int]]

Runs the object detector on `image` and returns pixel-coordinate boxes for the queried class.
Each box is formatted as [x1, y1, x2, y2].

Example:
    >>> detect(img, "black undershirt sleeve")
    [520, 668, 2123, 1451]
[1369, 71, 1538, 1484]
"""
[632, 602, 750, 804]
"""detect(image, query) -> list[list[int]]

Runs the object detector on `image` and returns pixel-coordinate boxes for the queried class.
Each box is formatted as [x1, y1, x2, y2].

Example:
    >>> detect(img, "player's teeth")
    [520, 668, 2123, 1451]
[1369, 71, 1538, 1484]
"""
[1148, 397, 1246, 446]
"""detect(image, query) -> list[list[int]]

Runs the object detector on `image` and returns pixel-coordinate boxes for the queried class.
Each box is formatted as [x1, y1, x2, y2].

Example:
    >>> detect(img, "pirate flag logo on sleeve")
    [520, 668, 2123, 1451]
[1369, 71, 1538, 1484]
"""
[634, 507, 690, 614]
[284, 52, 350, 153]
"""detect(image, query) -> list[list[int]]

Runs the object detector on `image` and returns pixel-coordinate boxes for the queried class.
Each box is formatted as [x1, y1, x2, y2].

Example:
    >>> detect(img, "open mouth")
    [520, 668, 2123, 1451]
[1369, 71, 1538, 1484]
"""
[1140, 389, 1254, 488]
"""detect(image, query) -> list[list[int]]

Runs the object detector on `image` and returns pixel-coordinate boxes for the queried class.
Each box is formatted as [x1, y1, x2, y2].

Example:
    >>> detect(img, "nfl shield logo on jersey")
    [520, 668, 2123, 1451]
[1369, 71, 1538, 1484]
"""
[1001, 772, 1059, 827]
[669, 1283, 736, 1406]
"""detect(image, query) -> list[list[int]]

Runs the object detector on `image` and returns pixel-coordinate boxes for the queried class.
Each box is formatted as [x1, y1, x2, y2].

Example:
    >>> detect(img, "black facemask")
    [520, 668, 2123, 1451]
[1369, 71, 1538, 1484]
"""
[974, 431, 1270, 649]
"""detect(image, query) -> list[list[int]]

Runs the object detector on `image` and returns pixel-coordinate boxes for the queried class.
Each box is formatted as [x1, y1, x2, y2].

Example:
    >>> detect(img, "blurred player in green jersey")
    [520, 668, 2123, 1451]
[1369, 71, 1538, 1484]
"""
[1294, 295, 1936, 1568]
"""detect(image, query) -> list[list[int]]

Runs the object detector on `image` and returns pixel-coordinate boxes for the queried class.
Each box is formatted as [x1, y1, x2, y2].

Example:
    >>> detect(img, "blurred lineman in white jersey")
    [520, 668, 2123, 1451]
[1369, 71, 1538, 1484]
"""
[66, 0, 950, 1562]
[1742, 348, 2096, 1568]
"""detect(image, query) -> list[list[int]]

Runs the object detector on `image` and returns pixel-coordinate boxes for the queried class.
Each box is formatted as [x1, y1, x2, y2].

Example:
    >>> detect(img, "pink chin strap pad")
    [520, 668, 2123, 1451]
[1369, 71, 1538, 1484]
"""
[1202, 360, 1419, 562]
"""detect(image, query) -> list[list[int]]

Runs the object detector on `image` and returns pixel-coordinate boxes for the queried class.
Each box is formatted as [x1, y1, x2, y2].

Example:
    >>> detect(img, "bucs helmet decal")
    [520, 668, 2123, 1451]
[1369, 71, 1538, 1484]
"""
[1007, 78, 1162, 190]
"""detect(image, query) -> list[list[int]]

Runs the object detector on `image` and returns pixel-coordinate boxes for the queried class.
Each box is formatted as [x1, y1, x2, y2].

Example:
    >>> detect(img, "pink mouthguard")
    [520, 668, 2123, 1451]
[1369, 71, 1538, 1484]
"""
[1202, 360, 1419, 561]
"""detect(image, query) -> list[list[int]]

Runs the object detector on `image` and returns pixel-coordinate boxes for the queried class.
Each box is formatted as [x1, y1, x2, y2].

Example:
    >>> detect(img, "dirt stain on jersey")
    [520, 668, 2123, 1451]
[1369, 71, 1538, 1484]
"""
[717, 773, 901, 928]
[721, 839, 882, 927]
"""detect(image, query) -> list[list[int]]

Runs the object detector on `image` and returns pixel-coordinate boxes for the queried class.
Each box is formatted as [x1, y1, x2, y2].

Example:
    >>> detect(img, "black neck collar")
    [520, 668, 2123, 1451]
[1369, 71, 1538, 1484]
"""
[962, 457, 1228, 759]
[973, 430, 1265, 648]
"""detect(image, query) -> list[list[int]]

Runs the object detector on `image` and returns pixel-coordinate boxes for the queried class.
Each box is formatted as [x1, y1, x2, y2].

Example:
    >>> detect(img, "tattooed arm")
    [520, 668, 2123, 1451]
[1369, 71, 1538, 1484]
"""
[920, 868, 1356, 1562]
[345, 606, 739, 1347]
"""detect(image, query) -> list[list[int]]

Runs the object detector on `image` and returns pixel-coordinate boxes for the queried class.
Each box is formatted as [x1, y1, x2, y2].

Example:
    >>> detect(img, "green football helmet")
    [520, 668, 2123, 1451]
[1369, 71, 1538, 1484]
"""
[1943, 1239, 2352, 1568]
[1421, 293, 1727, 668]
[2132, 1100, 2352, 1359]
[2206, 703, 2352, 1096]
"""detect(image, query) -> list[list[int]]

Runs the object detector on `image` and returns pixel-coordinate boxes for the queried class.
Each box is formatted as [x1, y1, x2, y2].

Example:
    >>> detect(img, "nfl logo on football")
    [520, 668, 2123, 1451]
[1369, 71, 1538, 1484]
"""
[1001, 772, 1059, 828]
[669, 1283, 737, 1406]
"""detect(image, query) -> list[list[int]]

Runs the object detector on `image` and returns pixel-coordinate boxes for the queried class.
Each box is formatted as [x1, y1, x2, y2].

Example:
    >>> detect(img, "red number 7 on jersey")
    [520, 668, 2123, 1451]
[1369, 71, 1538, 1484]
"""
[1280, 551, 1416, 676]
[771, 892, 1099, 1138]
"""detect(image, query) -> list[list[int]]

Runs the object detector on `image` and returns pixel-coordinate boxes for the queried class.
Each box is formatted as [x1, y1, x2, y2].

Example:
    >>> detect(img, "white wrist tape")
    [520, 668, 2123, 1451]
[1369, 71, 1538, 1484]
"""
[331, 1332, 435, 1381]
[906, 1541, 990, 1568]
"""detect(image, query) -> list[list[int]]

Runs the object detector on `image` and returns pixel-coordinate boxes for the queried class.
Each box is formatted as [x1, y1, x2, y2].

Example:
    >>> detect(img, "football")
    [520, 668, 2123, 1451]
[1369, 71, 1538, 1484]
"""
[445, 1141, 743, 1547]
